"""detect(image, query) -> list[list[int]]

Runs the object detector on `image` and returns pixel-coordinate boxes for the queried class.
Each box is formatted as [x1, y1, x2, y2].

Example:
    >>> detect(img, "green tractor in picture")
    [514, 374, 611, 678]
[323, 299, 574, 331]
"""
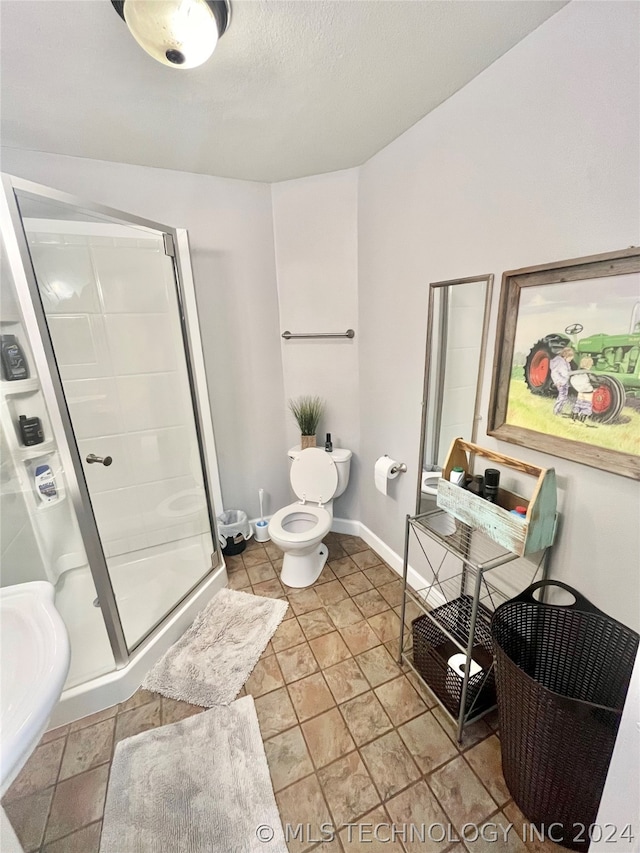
[523, 304, 640, 424]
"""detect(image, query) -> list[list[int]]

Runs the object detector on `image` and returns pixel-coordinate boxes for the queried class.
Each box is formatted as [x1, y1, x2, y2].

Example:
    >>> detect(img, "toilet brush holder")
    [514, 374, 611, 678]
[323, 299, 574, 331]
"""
[254, 519, 270, 542]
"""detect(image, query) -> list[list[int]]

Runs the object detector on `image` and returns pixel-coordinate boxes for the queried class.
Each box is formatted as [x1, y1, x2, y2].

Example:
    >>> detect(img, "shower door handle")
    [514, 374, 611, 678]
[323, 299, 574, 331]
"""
[86, 453, 113, 466]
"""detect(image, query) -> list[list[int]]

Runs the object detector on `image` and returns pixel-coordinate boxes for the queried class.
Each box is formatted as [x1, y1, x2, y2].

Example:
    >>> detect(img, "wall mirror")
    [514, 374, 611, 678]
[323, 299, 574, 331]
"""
[416, 274, 494, 514]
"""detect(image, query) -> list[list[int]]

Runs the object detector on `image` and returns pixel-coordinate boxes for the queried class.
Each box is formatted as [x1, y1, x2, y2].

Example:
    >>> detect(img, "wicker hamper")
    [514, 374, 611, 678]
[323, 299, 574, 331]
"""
[412, 595, 496, 719]
[491, 580, 638, 851]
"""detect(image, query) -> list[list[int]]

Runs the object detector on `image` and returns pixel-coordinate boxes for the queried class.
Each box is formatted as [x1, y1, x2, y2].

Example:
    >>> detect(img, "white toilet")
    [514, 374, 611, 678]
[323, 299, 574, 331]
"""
[268, 446, 352, 588]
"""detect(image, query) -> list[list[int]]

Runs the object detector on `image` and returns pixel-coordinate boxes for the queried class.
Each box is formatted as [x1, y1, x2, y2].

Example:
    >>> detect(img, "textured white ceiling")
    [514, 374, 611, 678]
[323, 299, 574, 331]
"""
[0, 0, 568, 183]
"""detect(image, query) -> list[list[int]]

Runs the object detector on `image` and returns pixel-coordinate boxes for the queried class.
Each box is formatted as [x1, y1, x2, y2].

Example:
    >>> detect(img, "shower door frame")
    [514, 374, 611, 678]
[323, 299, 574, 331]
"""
[0, 173, 223, 668]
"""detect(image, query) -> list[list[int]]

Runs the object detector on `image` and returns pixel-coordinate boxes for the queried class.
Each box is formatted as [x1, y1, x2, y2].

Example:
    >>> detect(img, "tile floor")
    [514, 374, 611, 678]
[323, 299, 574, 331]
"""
[3, 533, 561, 853]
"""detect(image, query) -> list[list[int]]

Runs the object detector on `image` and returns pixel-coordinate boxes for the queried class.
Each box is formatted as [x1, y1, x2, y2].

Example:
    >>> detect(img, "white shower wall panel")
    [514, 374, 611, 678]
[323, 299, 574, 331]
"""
[26, 229, 209, 558]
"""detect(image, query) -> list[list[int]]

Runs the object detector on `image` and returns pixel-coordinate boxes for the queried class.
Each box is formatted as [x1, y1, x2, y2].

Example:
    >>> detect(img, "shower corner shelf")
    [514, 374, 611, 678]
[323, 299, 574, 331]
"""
[17, 439, 56, 461]
[398, 507, 554, 743]
[2, 378, 40, 395]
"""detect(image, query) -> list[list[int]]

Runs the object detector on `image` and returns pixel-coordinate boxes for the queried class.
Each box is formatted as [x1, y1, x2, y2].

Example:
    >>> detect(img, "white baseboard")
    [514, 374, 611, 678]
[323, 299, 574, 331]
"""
[332, 517, 446, 610]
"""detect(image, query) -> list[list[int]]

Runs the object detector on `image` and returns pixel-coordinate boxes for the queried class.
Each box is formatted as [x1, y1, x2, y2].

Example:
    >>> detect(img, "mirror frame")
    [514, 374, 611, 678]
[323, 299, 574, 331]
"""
[415, 273, 494, 513]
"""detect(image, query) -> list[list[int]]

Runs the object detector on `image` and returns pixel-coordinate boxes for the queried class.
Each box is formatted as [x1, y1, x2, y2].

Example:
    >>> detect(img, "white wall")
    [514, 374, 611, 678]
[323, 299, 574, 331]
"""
[271, 170, 360, 518]
[358, 0, 640, 629]
[0, 151, 291, 521]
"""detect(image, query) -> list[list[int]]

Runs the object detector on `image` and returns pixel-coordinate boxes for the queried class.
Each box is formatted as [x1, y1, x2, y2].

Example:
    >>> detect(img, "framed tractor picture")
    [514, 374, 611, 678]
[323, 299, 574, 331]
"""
[488, 247, 640, 480]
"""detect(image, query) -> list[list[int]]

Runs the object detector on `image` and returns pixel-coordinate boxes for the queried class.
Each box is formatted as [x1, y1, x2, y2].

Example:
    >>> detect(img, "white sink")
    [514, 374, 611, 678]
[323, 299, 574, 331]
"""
[0, 581, 70, 796]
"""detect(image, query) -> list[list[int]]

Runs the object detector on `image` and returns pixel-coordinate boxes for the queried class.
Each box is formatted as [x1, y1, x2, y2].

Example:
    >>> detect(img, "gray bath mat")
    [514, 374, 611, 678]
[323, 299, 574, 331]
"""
[100, 696, 287, 853]
[143, 588, 288, 706]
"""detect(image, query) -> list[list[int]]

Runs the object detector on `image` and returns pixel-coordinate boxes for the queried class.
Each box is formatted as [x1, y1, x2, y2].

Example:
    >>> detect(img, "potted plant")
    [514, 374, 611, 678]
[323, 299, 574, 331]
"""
[288, 396, 324, 449]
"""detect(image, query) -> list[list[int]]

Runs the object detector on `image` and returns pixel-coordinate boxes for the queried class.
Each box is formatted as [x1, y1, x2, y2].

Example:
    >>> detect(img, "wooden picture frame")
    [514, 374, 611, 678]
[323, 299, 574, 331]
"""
[487, 248, 640, 480]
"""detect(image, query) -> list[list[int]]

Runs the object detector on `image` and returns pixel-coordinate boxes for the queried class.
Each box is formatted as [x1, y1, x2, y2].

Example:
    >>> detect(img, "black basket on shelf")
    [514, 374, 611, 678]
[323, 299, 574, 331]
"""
[491, 581, 639, 851]
[412, 594, 496, 719]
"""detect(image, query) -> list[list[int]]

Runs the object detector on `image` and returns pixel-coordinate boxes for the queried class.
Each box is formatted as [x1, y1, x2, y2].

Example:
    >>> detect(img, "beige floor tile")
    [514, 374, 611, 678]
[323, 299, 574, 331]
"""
[351, 549, 383, 571]
[114, 698, 162, 744]
[356, 645, 402, 687]
[59, 717, 115, 781]
[288, 588, 323, 615]
[264, 542, 281, 560]
[339, 691, 393, 746]
[338, 536, 369, 556]
[339, 620, 380, 655]
[242, 545, 269, 567]
[329, 556, 360, 578]
[42, 821, 102, 853]
[339, 806, 405, 852]
[465, 812, 528, 853]
[4, 738, 66, 801]
[160, 697, 204, 725]
[119, 688, 158, 713]
[316, 579, 349, 605]
[323, 658, 370, 703]
[502, 801, 563, 853]
[252, 577, 285, 598]
[377, 579, 403, 608]
[340, 571, 374, 597]
[40, 725, 70, 745]
[246, 561, 277, 584]
[374, 675, 426, 726]
[352, 588, 390, 618]
[276, 642, 319, 683]
[276, 775, 333, 853]
[327, 599, 364, 628]
[288, 672, 336, 722]
[318, 751, 380, 825]
[360, 731, 421, 799]
[69, 705, 118, 733]
[44, 765, 109, 844]
[3, 786, 54, 852]
[271, 617, 306, 651]
[316, 563, 337, 585]
[245, 654, 285, 697]
[302, 708, 356, 769]
[385, 780, 450, 853]
[254, 687, 298, 739]
[224, 554, 244, 571]
[227, 568, 251, 590]
[428, 755, 497, 831]
[368, 610, 401, 643]
[405, 671, 439, 708]
[432, 705, 492, 750]
[397, 711, 458, 774]
[264, 726, 314, 792]
[298, 608, 336, 640]
[309, 632, 352, 668]
[259, 640, 274, 659]
[363, 564, 397, 587]
[465, 735, 509, 806]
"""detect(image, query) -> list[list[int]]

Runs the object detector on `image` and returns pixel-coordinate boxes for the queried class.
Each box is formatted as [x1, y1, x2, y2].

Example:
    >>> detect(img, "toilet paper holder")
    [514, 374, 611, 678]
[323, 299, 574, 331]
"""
[385, 456, 407, 475]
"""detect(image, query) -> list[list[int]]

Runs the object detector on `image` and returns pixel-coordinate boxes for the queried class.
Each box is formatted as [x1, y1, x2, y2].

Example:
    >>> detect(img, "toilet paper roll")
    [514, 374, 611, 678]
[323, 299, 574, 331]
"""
[447, 653, 482, 679]
[374, 456, 400, 496]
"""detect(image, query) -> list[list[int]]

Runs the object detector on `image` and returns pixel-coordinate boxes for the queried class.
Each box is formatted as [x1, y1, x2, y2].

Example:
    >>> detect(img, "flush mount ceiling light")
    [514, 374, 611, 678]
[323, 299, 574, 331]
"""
[111, 0, 230, 69]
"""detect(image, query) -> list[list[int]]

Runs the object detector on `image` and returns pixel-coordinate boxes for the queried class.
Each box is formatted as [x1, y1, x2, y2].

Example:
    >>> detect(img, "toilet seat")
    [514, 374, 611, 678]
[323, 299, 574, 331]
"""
[290, 448, 338, 505]
[269, 503, 331, 544]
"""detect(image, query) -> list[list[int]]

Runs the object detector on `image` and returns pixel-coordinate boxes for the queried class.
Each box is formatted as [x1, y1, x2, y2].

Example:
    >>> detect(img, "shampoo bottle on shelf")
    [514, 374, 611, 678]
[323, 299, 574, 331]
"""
[34, 463, 58, 504]
[0, 335, 29, 381]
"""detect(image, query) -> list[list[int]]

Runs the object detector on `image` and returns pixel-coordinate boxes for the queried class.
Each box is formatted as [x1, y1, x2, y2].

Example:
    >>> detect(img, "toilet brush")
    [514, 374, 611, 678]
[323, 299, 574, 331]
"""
[254, 488, 270, 542]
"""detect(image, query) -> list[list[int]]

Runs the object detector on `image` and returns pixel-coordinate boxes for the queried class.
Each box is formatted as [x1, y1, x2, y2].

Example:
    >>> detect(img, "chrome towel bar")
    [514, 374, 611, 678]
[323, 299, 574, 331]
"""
[282, 329, 355, 340]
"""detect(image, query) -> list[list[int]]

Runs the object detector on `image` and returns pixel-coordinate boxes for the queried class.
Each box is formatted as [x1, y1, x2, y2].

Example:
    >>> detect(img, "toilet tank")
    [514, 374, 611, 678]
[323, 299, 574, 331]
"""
[287, 447, 352, 500]
[330, 448, 352, 498]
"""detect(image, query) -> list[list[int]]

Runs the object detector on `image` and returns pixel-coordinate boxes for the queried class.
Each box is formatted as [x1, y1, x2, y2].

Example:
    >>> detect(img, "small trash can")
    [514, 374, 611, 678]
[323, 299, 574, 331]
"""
[491, 580, 638, 851]
[217, 510, 252, 557]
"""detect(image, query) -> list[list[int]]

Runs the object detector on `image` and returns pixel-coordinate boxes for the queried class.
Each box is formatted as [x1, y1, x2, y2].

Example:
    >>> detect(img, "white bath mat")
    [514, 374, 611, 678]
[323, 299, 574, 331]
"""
[142, 588, 288, 706]
[100, 696, 287, 853]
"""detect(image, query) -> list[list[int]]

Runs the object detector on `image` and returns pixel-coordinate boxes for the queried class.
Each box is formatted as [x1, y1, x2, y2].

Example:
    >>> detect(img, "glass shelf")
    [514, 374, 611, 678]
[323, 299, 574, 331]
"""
[2, 378, 40, 395]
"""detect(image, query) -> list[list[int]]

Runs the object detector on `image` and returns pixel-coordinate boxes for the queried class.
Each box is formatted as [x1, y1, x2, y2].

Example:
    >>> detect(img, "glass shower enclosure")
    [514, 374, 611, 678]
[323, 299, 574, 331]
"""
[0, 175, 225, 719]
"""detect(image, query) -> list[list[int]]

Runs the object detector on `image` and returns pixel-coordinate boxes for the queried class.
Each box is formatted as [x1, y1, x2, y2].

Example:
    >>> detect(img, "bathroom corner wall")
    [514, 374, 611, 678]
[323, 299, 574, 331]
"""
[271, 170, 360, 520]
[357, 0, 640, 628]
[0, 151, 291, 521]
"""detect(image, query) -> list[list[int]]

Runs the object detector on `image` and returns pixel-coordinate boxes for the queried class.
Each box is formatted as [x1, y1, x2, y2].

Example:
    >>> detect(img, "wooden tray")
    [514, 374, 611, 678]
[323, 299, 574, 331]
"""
[436, 439, 557, 556]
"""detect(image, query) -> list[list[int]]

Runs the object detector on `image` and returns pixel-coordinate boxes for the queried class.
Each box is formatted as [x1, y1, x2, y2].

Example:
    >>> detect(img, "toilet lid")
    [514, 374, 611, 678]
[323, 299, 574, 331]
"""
[290, 448, 338, 504]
